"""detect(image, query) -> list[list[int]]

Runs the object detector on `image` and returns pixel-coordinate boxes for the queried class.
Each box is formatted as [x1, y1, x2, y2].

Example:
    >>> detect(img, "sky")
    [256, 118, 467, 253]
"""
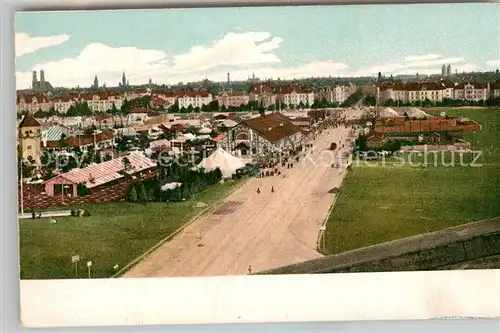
[14, 3, 500, 89]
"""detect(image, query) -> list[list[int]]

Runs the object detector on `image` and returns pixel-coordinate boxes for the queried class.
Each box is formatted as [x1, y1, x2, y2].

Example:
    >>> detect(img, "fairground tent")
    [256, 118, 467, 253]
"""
[196, 148, 246, 178]
[380, 108, 399, 117]
[405, 107, 429, 119]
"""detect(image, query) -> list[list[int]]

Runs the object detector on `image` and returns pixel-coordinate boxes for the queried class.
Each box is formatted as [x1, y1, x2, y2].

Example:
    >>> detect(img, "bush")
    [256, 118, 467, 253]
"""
[130, 165, 224, 203]
[138, 184, 149, 203]
[126, 186, 138, 203]
[82, 207, 91, 217]
[77, 183, 89, 196]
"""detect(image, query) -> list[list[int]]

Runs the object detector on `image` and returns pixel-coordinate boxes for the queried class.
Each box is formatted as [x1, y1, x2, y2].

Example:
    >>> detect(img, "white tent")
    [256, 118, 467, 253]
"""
[183, 133, 197, 140]
[198, 127, 212, 134]
[197, 148, 246, 178]
[161, 182, 182, 191]
[405, 107, 428, 119]
[380, 108, 399, 117]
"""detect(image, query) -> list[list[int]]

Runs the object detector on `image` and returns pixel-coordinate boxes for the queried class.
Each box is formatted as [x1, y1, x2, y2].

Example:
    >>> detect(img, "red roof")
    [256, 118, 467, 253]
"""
[213, 133, 226, 142]
[19, 113, 41, 128]
[249, 83, 273, 94]
[242, 112, 301, 143]
[44, 153, 157, 188]
[43, 130, 115, 148]
[455, 82, 488, 89]
[274, 84, 311, 94]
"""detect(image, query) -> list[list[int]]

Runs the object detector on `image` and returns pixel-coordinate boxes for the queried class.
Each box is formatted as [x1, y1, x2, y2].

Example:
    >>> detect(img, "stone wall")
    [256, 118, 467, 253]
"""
[259, 218, 500, 275]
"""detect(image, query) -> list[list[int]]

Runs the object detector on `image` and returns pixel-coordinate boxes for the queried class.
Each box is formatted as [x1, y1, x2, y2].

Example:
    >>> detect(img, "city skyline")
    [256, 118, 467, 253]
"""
[15, 3, 500, 89]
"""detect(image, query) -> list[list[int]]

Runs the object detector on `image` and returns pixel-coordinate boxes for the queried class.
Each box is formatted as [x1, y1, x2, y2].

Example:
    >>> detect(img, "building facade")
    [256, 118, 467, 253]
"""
[453, 82, 489, 101]
[177, 91, 213, 109]
[18, 113, 42, 169]
[216, 92, 250, 108]
[227, 112, 302, 157]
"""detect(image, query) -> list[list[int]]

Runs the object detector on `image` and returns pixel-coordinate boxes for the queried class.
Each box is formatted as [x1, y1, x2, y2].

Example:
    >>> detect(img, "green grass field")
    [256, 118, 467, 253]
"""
[20, 180, 243, 279]
[323, 109, 500, 255]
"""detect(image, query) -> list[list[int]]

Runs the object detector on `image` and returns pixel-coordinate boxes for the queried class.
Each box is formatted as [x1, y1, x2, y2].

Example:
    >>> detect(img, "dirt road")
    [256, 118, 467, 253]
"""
[123, 109, 364, 277]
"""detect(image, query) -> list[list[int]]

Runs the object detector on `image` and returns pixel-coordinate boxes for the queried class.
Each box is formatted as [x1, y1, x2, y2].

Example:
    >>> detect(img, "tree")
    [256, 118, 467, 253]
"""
[363, 95, 377, 106]
[138, 183, 148, 202]
[127, 186, 138, 202]
[169, 100, 179, 113]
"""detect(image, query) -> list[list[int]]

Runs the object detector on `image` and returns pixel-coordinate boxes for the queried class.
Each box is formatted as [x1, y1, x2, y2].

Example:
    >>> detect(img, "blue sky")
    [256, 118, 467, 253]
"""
[14, 3, 500, 89]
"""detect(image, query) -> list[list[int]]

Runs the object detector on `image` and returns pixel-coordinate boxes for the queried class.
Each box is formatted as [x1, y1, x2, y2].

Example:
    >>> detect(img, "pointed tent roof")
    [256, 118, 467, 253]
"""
[19, 112, 41, 128]
[197, 148, 246, 178]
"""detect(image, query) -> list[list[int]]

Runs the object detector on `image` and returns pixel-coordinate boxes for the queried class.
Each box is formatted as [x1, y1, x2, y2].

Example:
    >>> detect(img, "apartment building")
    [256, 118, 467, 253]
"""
[453, 82, 489, 101]
[276, 85, 315, 107]
[16, 94, 53, 113]
[216, 92, 250, 108]
[177, 90, 213, 109]
[249, 83, 276, 107]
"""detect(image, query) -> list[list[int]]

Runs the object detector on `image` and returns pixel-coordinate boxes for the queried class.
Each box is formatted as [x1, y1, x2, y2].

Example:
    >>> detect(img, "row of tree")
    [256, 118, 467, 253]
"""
[340, 90, 364, 107]
[126, 163, 223, 203]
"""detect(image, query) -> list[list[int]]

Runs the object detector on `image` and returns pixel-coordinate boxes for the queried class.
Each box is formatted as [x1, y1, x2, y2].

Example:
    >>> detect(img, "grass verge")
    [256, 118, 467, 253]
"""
[20, 179, 244, 279]
[323, 109, 500, 254]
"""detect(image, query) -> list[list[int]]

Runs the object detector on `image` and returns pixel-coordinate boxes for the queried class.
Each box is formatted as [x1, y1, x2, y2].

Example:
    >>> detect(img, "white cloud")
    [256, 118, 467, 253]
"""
[16, 42, 169, 88]
[16, 32, 287, 89]
[15, 32, 70, 57]
[403, 54, 441, 62]
[486, 59, 500, 68]
[14, 33, 482, 89]
[172, 32, 282, 71]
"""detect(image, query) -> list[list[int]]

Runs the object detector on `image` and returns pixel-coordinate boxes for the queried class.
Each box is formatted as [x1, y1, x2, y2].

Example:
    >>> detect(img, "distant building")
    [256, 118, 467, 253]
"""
[249, 83, 276, 108]
[16, 94, 53, 113]
[92, 75, 99, 89]
[490, 79, 500, 98]
[177, 91, 213, 109]
[31, 70, 54, 92]
[119, 71, 129, 88]
[275, 85, 315, 107]
[406, 82, 445, 102]
[216, 92, 250, 108]
[453, 82, 489, 101]
[320, 84, 356, 103]
[440, 79, 456, 99]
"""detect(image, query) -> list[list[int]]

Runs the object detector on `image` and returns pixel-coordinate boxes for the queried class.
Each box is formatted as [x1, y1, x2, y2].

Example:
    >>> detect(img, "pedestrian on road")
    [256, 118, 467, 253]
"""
[271, 186, 275, 193]
[248, 265, 252, 274]
[257, 187, 261, 194]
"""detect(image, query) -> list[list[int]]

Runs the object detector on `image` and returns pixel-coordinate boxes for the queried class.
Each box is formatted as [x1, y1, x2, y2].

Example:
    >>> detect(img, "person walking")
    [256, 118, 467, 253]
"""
[271, 186, 275, 193]
[256, 187, 261, 194]
[248, 265, 252, 274]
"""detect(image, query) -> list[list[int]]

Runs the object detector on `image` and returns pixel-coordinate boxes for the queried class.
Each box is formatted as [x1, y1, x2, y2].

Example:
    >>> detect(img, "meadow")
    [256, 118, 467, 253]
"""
[20, 180, 242, 279]
[322, 109, 500, 254]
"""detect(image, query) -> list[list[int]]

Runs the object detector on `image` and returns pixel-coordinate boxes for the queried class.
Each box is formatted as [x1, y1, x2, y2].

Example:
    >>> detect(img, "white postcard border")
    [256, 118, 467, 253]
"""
[21, 270, 500, 327]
